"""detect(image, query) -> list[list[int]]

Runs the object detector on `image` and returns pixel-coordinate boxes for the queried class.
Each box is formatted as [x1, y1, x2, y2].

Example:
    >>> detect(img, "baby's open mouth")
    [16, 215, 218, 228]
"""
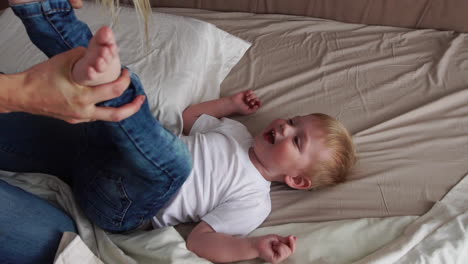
[264, 129, 275, 144]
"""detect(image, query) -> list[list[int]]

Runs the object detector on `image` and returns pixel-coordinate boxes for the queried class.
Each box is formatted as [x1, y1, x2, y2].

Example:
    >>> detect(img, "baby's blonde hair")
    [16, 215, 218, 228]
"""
[98, 0, 152, 42]
[305, 113, 356, 189]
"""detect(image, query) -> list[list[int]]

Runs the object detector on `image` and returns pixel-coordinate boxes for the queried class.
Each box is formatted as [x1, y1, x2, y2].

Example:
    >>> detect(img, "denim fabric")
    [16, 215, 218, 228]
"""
[1, 0, 192, 235]
[0, 179, 76, 264]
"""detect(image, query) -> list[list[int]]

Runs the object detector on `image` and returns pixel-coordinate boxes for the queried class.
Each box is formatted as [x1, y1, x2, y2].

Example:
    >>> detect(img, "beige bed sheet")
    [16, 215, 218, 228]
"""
[156, 8, 468, 227]
[143, 0, 468, 33]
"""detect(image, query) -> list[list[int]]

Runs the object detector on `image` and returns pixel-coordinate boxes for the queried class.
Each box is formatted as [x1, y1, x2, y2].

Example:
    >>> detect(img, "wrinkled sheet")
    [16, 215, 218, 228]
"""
[150, 0, 468, 33]
[0, 171, 416, 264]
[2, 170, 466, 264]
[353, 173, 468, 264]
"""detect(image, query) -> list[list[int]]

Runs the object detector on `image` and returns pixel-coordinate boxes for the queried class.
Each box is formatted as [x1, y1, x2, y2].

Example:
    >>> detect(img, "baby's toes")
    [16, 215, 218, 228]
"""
[99, 47, 113, 65]
[109, 44, 118, 57]
[86, 66, 98, 81]
[94, 57, 107, 73]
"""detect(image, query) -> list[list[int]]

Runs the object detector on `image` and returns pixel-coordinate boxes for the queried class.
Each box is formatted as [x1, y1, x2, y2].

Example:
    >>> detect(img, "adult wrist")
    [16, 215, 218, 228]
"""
[0, 71, 27, 113]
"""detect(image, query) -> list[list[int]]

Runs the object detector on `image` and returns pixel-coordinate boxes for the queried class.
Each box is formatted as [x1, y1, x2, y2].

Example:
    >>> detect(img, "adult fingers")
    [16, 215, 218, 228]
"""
[86, 69, 132, 104]
[0, 106, 11, 114]
[37, 110, 87, 124]
[91, 95, 146, 122]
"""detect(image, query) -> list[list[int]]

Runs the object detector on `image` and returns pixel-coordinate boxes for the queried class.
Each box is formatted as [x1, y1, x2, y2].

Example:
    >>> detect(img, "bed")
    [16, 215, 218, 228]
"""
[0, 1, 467, 263]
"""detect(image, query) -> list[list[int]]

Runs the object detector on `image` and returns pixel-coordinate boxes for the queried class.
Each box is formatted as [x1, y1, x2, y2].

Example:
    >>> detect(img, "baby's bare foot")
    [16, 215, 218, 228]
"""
[72, 26, 121, 86]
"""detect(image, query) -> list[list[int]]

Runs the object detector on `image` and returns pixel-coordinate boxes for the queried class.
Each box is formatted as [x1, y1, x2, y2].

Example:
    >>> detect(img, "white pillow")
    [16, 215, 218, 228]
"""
[0, 3, 251, 135]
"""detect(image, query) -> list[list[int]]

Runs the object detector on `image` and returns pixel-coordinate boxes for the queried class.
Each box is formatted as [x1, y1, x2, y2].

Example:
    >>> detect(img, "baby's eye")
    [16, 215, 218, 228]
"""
[294, 136, 300, 149]
[288, 119, 293, 125]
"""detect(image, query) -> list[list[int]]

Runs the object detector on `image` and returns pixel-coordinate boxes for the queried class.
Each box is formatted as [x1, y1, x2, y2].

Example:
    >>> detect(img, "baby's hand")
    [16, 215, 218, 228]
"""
[230, 90, 262, 116]
[251, 234, 297, 264]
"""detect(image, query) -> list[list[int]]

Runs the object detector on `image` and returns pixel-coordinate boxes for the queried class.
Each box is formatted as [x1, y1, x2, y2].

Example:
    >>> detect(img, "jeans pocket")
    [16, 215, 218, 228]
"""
[81, 170, 132, 229]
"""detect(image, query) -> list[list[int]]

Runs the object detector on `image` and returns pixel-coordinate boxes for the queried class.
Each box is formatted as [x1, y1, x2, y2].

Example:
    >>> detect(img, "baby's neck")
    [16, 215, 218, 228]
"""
[248, 147, 274, 182]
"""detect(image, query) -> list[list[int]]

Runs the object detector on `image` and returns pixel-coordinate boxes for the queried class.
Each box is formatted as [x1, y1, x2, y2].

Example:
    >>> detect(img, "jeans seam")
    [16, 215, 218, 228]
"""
[45, 8, 71, 13]
[82, 172, 132, 228]
[41, 3, 74, 50]
[118, 178, 132, 227]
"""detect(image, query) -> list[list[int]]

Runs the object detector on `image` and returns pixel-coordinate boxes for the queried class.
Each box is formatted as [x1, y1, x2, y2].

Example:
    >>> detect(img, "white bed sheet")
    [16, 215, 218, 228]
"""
[0, 170, 416, 264]
[2, 170, 466, 264]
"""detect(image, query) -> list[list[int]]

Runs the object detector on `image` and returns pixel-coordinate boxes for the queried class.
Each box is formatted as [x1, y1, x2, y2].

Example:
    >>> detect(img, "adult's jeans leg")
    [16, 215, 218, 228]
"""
[11, 0, 193, 232]
[0, 179, 76, 264]
[0, 112, 86, 182]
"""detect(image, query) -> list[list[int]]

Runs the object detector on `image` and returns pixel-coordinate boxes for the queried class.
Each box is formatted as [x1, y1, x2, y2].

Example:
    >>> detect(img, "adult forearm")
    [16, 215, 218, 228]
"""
[0, 48, 142, 123]
[0, 72, 27, 113]
[187, 231, 259, 263]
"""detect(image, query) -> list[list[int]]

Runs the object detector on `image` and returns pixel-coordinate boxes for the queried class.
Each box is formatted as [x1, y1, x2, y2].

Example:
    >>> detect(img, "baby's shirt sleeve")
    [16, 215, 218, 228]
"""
[189, 114, 252, 144]
[201, 194, 271, 236]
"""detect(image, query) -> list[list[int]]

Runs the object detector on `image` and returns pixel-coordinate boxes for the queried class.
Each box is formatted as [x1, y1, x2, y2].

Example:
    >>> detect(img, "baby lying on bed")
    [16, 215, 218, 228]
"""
[12, 1, 356, 263]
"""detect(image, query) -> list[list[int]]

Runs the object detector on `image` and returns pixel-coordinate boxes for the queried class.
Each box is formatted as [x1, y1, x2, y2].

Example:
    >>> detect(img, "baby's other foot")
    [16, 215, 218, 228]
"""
[72, 26, 121, 86]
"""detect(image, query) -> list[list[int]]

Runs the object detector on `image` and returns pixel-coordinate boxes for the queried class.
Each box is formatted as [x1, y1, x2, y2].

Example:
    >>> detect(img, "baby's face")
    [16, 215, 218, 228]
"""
[253, 115, 330, 179]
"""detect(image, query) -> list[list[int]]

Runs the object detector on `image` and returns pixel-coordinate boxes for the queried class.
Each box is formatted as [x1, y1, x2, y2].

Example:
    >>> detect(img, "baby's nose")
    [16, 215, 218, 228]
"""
[280, 123, 290, 136]
[280, 123, 286, 134]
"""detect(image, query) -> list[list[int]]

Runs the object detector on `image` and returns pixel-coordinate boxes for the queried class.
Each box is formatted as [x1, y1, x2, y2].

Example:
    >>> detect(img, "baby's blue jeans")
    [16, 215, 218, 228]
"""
[1, 0, 192, 262]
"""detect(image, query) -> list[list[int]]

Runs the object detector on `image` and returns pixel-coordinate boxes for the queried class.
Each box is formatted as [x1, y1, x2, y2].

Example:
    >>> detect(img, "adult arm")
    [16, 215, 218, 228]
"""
[187, 221, 296, 263]
[0, 47, 144, 123]
[182, 90, 261, 135]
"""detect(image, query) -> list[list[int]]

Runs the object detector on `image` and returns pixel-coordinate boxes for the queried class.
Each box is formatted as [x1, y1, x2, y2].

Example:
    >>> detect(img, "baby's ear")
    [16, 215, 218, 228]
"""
[284, 175, 312, 190]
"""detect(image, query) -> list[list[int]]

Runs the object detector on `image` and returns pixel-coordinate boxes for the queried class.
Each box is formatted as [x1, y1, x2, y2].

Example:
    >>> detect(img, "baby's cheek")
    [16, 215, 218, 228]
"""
[273, 144, 292, 162]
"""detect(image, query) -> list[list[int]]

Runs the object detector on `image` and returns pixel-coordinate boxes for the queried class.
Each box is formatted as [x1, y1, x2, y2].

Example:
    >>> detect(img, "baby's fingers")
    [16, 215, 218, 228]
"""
[272, 242, 293, 263]
[288, 236, 297, 253]
[244, 90, 257, 101]
[247, 99, 259, 108]
[246, 97, 261, 108]
[277, 235, 297, 252]
[244, 90, 255, 98]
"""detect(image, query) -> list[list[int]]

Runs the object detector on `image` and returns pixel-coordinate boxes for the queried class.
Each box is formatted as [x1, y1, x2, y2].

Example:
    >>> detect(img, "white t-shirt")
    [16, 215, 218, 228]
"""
[152, 114, 271, 236]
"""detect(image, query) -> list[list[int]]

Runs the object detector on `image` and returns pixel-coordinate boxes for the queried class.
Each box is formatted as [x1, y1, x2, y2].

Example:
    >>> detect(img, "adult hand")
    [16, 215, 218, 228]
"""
[1, 47, 145, 123]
